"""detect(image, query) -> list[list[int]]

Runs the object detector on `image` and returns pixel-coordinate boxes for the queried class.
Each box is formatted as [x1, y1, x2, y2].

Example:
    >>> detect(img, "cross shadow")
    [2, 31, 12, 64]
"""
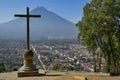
[39, 72, 65, 77]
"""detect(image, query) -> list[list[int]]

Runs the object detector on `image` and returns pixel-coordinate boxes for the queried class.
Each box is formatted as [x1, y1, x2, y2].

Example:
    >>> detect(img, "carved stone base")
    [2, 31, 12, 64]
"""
[18, 65, 39, 77]
[18, 64, 37, 71]
[18, 50, 39, 77]
[18, 71, 39, 77]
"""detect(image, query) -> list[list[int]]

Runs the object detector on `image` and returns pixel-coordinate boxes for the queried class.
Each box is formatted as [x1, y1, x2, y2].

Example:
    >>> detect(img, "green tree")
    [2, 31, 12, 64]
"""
[77, 0, 120, 73]
[0, 62, 6, 73]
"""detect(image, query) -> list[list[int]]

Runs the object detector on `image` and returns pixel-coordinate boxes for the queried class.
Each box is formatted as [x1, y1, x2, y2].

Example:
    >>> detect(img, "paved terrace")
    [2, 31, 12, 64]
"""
[0, 71, 120, 80]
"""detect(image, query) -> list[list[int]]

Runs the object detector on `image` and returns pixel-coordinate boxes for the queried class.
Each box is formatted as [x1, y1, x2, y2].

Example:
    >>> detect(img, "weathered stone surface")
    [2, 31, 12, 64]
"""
[1, 71, 120, 80]
[18, 71, 39, 77]
[74, 76, 88, 80]
[18, 50, 39, 77]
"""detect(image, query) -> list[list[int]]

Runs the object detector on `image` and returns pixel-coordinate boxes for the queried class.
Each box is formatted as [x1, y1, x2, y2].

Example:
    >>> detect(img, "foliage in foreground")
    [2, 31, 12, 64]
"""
[0, 62, 6, 73]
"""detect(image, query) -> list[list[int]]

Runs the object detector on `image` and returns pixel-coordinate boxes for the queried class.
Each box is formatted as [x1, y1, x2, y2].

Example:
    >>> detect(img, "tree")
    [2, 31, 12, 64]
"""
[77, 0, 120, 73]
[0, 62, 6, 73]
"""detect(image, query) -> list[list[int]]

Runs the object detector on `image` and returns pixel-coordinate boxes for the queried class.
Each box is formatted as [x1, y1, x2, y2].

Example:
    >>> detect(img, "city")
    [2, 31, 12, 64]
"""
[0, 39, 94, 72]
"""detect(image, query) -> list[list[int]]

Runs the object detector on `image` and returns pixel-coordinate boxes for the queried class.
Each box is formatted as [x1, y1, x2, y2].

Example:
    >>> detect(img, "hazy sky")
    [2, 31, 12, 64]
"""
[0, 0, 90, 23]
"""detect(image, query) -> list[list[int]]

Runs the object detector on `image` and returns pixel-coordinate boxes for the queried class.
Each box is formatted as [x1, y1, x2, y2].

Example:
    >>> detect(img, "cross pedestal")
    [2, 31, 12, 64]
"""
[14, 7, 41, 77]
[18, 50, 39, 77]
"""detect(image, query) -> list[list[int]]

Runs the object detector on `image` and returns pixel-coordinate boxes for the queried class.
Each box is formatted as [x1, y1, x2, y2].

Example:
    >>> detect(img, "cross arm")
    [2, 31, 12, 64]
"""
[29, 15, 41, 17]
[14, 14, 41, 18]
[14, 14, 27, 17]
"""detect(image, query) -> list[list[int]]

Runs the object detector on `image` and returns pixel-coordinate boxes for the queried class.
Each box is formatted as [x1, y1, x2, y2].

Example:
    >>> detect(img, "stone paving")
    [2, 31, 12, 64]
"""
[0, 71, 120, 80]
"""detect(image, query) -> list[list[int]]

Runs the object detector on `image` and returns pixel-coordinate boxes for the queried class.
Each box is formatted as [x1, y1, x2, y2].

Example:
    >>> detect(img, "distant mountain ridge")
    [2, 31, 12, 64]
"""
[0, 7, 77, 39]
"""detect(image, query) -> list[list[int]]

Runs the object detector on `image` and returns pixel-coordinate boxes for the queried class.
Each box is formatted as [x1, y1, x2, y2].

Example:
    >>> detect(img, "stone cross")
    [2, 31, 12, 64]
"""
[14, 7, 41, 77]
[15, 7, 41, 50]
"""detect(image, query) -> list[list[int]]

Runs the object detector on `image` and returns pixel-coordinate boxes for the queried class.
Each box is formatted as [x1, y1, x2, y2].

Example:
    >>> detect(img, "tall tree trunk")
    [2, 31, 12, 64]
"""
[107, 50, 111, 73]
[93, 51, 97, 72]
[108, 31, 117, 72]
[98, 53, 102, 72]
